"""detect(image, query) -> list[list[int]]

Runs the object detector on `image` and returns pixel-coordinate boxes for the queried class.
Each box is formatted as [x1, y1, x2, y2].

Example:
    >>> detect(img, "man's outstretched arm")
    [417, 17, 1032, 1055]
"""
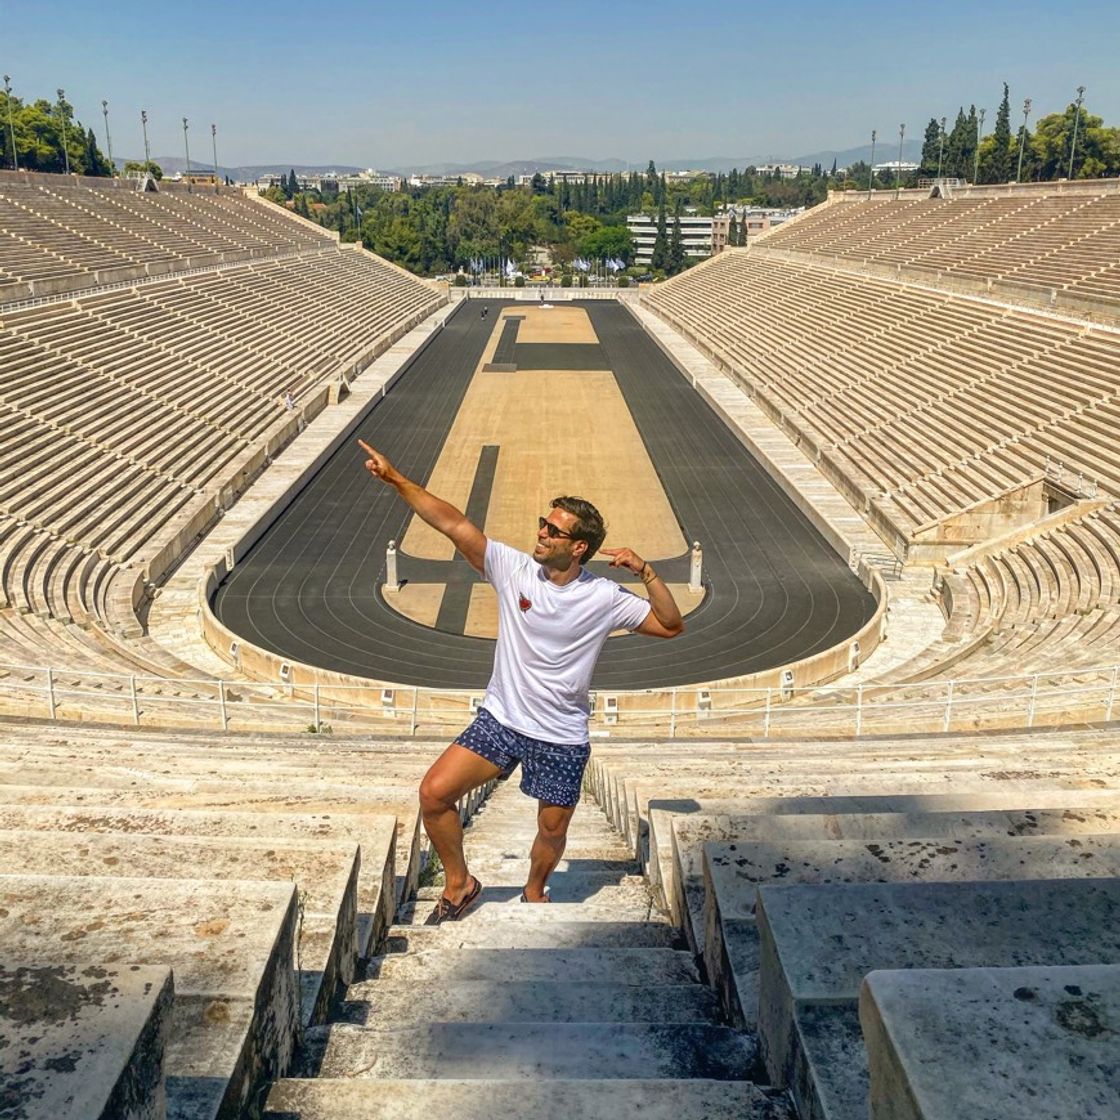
[600, 547, 684, 639]
[358, 439, 486, 575]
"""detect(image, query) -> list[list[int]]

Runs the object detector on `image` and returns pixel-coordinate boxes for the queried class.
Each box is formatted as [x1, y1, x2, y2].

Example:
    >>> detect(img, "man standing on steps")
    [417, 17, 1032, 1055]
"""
[357, 438, 684, 923]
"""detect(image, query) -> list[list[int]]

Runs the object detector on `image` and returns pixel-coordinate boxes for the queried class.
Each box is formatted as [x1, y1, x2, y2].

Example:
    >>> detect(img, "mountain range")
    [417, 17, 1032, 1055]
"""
[129, 142, 923, 183]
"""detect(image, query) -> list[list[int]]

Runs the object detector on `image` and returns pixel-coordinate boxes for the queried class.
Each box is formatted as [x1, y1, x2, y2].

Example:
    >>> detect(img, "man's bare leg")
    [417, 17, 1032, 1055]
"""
[418, 743, 502, 903]
[523, 800, 576, 902]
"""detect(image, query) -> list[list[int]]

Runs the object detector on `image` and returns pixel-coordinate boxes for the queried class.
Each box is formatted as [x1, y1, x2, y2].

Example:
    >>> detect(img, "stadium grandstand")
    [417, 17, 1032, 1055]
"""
[3, 168, 1119, 1120]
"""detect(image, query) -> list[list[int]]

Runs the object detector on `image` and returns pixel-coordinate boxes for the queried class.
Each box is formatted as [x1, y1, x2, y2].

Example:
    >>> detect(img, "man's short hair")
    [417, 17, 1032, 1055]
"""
[551, 496, 605, 565]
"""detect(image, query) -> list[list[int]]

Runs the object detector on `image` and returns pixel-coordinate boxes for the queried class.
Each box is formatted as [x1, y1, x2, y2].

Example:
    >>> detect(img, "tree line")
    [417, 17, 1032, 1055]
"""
[0, 89, 113, 176]
[267, 160, 838, 279]
[915, 86, 1119, 183]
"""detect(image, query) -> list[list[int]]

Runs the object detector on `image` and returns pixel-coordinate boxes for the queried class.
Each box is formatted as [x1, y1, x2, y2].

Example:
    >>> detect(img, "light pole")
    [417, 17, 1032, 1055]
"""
[182, 117, 192, 192]
[140, 109, 151, 169]
[936, 116, 946, 180]
[3, 75, 16, 172]
[210, 123, 219, 193]
[868, 129, 876, 198]
[1016, 98, 1032, 183]
[895, 123, 905, 199]
[973, 108, 986, 184]
[57, 88, 70, 175]
[101, 100, 114, 176]
[1068, 85, 1086, 180]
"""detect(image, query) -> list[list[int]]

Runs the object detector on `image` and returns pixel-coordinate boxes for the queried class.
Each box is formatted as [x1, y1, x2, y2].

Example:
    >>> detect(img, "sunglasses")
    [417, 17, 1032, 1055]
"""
[538, 516, 579, 541]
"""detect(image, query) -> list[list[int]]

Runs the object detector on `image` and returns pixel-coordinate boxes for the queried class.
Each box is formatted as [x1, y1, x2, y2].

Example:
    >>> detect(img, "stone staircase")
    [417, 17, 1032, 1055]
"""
[264, 777, 793, 1119]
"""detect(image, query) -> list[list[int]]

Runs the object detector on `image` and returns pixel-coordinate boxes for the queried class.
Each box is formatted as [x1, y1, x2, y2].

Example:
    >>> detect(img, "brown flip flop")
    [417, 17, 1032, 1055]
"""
[425, 875, 482, 925]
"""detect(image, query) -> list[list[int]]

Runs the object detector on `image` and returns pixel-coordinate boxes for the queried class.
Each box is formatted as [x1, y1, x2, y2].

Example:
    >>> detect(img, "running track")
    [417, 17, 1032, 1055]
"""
[212, 300, 876, 689]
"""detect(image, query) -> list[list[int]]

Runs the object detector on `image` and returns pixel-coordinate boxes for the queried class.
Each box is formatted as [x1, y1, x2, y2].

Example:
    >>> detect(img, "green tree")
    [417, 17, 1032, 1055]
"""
[583, 224, 633, 264]
[668, 204, 685, 274]
[124, 159, 163, 180]
[983, 83, 1013, 183]
[944, 107, 977, 179]
[1029, 102, 1117, 179]
[0, 91, 109, 174]
[919, 117, 942, 177]
[82, 126, 111, 176]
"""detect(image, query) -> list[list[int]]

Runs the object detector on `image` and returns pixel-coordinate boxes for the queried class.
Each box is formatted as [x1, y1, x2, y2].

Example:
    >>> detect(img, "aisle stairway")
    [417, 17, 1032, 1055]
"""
[264, 778, 792, 1118]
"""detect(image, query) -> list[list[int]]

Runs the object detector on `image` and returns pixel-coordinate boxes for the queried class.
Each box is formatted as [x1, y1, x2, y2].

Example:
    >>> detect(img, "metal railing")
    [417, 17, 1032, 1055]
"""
[0, 660, 1116, 739]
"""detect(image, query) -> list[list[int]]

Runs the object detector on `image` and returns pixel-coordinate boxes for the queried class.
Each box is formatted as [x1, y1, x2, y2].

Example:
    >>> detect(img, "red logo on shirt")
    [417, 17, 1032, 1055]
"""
[518, 595, 532, 612]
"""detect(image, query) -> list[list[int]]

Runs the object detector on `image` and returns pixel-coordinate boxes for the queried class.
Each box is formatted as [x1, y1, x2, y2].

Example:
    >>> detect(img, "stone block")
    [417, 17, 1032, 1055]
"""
[861, 965, 1120, 1120]
[2, 803, 399, 955]
[0, 962, 173, 1120]
[0, 874, 299, 1120]
[703, 832, 1120, 1029]
[0, 829, 360, 1025]
[0, 783, 419, 916]
[666, 797, 1120, 953]
[756, 878, 1120, 1116]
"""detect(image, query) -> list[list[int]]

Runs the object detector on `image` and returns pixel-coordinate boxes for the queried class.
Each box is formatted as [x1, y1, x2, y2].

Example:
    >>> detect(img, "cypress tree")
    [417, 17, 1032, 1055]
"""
[945, 109, 973, 178]
[987, 83, 1013, 183]
[919, 117, 942, 177]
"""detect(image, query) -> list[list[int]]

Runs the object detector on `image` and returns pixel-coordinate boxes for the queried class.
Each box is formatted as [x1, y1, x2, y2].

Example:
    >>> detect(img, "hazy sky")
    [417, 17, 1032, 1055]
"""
[8, 1, 1119, 168]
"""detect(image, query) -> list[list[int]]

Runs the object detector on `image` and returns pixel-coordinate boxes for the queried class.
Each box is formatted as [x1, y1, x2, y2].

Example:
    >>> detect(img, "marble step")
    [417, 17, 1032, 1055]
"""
[397, 895, 660, 927]
[335, 980, 721, 1025]
[382, 919, 678, 951]
[416, 869, 642, 898]
[264, 1077, 794, 1120]
[304, 1021, 757, 1081]
[365, 947, 699, 985]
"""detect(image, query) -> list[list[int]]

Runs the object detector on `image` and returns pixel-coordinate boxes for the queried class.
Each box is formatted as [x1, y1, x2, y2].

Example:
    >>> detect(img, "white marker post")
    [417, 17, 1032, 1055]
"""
[689, 541, 703, 593]
[385, 539, 400, 593]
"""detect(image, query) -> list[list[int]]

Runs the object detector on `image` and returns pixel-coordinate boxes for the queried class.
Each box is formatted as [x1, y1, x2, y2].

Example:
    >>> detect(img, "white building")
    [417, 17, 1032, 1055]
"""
[723, 206, 803, 240]
[626, 211, 730, 266]
[756, 163, 806, 179]
[872, 160, 920, 175]
[360, 171, 403, 190]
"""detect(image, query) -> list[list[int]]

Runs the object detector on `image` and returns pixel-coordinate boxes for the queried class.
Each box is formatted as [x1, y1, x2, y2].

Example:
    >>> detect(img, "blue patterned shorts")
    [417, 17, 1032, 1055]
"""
[455, 707, 591, 808]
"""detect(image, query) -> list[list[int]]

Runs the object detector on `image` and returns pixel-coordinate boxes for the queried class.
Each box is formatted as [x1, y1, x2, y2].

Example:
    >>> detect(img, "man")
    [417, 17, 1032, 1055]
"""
[358, 438, 684, 922]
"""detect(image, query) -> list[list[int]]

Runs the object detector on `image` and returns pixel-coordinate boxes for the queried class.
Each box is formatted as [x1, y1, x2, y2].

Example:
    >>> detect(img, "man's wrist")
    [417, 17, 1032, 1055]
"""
[640, 562, 658, 585]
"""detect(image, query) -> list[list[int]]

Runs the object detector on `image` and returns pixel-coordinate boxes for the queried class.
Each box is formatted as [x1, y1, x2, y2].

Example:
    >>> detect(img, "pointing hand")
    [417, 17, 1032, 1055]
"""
[357, 439, 398, 485]
[600, 547, 645, 575]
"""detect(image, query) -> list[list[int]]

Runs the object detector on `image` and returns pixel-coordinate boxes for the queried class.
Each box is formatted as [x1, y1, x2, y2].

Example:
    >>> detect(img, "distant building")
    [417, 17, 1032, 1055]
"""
[407, 173, 481, 188]
[872, 160, 920, 175]
[723, 206, 803, 241]
[756, 163, 806, 179]
[339, 171, 403, 191]
[627, 211, 728, 265]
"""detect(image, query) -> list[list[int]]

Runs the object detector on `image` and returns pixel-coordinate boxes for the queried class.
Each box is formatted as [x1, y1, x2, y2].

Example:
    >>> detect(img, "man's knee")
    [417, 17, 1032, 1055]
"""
[418, 772, 456, 815]
[537, 806, 575, 841]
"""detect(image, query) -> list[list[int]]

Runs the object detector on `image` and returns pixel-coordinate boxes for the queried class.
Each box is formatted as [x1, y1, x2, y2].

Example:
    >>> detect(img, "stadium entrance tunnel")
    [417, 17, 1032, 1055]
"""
[210, 300, 879, 692]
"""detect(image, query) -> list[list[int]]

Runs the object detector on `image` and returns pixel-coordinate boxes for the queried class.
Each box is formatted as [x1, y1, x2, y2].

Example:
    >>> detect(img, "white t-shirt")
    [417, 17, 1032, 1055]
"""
[482, 539, 652, 742]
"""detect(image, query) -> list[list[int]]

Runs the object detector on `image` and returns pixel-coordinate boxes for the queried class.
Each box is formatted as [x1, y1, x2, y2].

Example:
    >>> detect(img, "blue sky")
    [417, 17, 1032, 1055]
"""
[8, 1, 1119, 168]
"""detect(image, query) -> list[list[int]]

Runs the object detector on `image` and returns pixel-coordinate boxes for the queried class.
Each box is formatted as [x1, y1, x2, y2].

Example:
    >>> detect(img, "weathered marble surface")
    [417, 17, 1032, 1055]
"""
[861, 965, 1120, 1120]
[0, 962, 172, 1120]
